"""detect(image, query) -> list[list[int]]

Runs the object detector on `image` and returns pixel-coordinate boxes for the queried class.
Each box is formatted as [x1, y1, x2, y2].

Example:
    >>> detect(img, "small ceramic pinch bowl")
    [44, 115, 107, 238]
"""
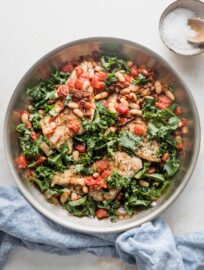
[159, 0, 204, 56]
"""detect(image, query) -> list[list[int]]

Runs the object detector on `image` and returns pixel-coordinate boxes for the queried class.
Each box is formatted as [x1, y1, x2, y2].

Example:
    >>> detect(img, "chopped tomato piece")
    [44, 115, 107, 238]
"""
[80, 72, 89, 79]
[101, 169, 111, 179]
[177, 142, 183, 150]
[95, 81, 105, 91]
[96, 209, 108, 219]
[97, 71, 108, 81]
[134, 124, 144, 136]
[95, 177, 107, 188]
[91, 75, 99, 87]
[75, 144, 86, 153]
[30, 131, 38, 141]
[84, 102, 93, 110]
[68, 77, 77, 89]
[130, 66, 138, 78]
[124, 74, 132, 84]
[16, 154, 27, 169]
[85, 176, 96, 186]
[94, 160, 109, 173]
[68, 124, 80, 133]
[181, 117, 187, 125]
[26, 121, 32, 129]
[116, 104, 129, 115]
[148, 167, 156, 174]
[158, 95, 171, 105]
[162, 152, 170, 161]
[75, 79, 84, 90]
[35, 156, 46, 165]
[61, 64, 74, 73]
[140, 68, 149, 76]
[155, 102, 168, 110]
[175, 106, 182, 116]
[75, 67, 84, 77]
[57, 85, 69, 97]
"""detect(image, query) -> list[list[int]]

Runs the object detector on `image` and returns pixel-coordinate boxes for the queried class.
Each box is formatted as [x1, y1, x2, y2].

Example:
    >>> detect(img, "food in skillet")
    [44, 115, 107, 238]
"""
[16, 52, 188, 221]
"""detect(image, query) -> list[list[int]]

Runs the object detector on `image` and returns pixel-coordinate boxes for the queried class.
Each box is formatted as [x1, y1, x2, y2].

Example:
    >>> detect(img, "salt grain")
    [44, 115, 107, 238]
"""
[161, 8, 197, 51]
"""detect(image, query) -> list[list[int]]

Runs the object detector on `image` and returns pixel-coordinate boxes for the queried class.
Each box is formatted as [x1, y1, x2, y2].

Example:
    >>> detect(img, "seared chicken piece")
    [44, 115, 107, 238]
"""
[110, 151, 143, 178]
[89, 188, 120, 202]
[136, 139, 161, 162]
[51, 166, 85, 187]
[121, 118, 148, 135]
[40, 109, 82, 152]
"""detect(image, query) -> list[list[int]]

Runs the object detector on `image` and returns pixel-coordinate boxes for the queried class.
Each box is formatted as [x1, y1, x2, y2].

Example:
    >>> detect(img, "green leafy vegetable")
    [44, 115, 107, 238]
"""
[65, 196, 96, 217]
[119, 131, 141, 155]
[133, 74, 149, 85]
[164, 153, 180, 177]
[101, 56, 130, 73]
[107, 172, 130, 189]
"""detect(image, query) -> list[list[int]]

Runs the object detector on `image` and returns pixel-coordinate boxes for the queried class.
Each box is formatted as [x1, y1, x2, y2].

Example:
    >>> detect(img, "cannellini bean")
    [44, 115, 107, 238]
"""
[139, 180, 149, 188]
[141, 88, 150, 96]
[115, 71, 125, 82]
[21, 112, 29, 124]
[40, 142, 53, 156]
[155, 81, 162, 94]
[73, 108, 83, 118]
[51, 196, 59, 205]
[178, 121, 183, 128]
[68, 101, 79, 109]
[127, 61, 133, 67]
[82, 186, 88, 193]
[145, 96, 154, 99]
[95, 91, 108, 100]
[105, 126, 117, 135]
[120, 98, 129, 106]
[82, 80, 90, 90]
[108, 103, 117, 113]
[28, 105, 33, 112]
[165, 90, 175, 101]
[130, 109, 142, 116]
[181, 126, 188, 134]
[60, 192, 69, 204]
[120, 88, 130, 95]
[129, 103, 140, 109]
[44, 191, 52, 199]
[38, 109, 44, 116]
[72, 150, 79, 161]
[71, 192, 78, 201]
[137, 98, 144, 105]
[129, 84, 139, 92]
[93, 172, 99, 179]
[95, 66, 101, 72]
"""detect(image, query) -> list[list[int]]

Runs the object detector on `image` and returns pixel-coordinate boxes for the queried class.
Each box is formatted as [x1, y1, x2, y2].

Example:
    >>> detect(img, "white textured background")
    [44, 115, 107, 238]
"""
[0, 0, 204, 269]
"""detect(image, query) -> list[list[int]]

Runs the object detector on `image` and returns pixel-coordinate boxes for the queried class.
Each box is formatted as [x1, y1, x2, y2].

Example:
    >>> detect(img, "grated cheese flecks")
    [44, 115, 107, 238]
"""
[161, 8, 198, 51]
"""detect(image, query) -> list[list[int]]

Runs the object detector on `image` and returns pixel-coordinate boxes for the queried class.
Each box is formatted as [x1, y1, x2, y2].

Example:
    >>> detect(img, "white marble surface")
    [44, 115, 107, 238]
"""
[0, 0, 204, 269]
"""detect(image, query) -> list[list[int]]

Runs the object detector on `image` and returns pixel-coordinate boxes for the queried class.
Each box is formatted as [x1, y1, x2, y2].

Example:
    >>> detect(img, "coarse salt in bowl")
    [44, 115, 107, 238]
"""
[159, 0, 204, 56]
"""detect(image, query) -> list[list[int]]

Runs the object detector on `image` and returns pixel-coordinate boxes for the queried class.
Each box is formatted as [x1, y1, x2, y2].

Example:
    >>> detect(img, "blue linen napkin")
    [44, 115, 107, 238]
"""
[0, 186, 204, 270]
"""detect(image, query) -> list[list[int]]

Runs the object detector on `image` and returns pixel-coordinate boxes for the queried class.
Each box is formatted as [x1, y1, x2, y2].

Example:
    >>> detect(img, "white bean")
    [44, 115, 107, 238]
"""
[73, 109, 83, 118]
[108, 103, 117, 113]
[178, 121, 183, 128]
[182, 126, 188, 134]
[93, 172, 99, 179]
[71, 192, 78, 201]
[129, 103, 140, 109]
[127, 61, 133, 67]
[72, 150, 79, 161]
[95, 92, 108, 100]
[21, 112, 29, 124]
[82, 186, 88, 193]
[166, 90, 175, 101]
[82, 80, 90, 90]
[120, 88, 130, 95]
[129, 84, 139, 92]
[60, 192, 69, 204]
[95, 66, 102, 72]
[141, 88, 150, 97]
[40, 142, 53, 156]
[68, 101, 79, 109]
[115, 71, 125, 82]
[155, 81, 162, 94]
[139, 180, 149, 188]
[130, 109, 142, 116]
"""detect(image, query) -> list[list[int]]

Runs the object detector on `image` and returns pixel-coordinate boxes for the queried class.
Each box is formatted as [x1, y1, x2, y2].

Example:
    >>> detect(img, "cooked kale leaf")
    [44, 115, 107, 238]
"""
[101, 56, 130, 73]
[119, 131, 141, 155]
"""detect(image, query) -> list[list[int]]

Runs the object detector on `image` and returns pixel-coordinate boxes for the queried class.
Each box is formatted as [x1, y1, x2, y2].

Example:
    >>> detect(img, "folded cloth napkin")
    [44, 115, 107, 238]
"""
[0, 186, 204, 270]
